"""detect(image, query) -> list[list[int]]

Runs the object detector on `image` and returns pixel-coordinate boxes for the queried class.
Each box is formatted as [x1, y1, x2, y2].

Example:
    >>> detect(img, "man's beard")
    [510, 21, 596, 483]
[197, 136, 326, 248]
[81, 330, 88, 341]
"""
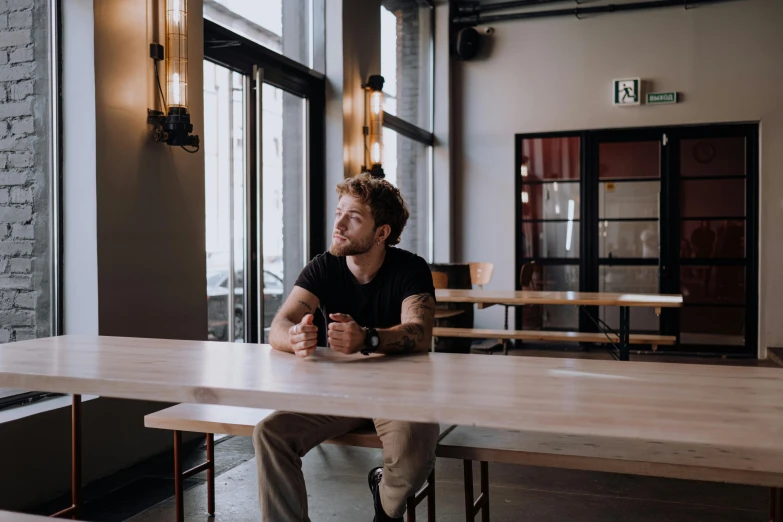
[329, 231, 375, 256]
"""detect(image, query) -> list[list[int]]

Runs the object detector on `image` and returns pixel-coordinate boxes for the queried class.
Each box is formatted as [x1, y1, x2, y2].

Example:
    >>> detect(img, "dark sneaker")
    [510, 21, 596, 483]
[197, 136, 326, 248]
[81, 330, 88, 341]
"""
[368, 466, 404, 522]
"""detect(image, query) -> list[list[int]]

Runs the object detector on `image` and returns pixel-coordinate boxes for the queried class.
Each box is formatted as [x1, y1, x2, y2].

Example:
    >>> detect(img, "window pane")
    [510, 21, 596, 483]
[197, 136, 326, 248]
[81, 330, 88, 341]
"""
[599, 141, 660, 179]
[681, 179, 745, 218]
[520, 182, 580, 220]
[205, 0, 314, 68]
[680, 306, 745, 346]
[520, 137, 580, 181]
[599, 181, 659, 219]
[205, 63, 246, 342]
[599, 266, 659, 331]
[681, 266, 745, 306]
[599, 221, 659, 259]
[521, 265, 580, 330]
[262, 84, 307, 338]
[681, 137, 745, 177]
[521, 222, 579, 259]
[681, 220, 745, 259]
[381, 1, 432, 130]
[381, 128, 431, 258]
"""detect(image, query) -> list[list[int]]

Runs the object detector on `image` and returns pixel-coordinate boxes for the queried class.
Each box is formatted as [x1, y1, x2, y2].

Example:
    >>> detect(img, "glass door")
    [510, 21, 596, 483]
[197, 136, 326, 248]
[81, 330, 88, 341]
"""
[516, 134, 581, 331]
[205, 61, 247, 343]
[668, 127, 758, 352]
[592, 135, 663, 333]
[258, 78, 308, 341]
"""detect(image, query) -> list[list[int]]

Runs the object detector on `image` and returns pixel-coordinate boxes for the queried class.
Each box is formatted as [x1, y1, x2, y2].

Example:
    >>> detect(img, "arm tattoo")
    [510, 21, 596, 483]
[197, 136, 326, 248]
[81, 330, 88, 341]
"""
[298, 300, 313, 313]
[383, 335, 418, 353]
[377, 295, 434, 354]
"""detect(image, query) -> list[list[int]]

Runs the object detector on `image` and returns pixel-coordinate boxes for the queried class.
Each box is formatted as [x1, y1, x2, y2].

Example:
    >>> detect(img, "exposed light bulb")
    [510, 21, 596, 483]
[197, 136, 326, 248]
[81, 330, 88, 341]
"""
[370, 91, 383, 115]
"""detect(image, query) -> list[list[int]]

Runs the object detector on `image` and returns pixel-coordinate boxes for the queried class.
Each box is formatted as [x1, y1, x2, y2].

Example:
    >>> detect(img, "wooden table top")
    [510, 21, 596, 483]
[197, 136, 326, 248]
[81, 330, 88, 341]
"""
[436, 289, 683, 308]
[0, 335, 780, 457]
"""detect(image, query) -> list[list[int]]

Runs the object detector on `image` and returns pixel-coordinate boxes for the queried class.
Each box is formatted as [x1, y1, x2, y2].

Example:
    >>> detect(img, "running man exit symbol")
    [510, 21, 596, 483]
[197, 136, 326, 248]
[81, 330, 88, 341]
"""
[613, 78, 641, 106]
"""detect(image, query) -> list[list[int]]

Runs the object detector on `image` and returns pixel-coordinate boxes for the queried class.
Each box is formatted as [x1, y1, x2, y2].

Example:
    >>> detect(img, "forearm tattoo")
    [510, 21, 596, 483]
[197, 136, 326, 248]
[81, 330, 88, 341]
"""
[381, 294, 434, 354]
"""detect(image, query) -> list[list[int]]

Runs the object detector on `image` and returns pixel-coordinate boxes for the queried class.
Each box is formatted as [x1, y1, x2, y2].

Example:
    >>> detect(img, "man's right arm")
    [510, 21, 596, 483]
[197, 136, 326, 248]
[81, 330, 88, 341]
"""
[268, 286, 321, 356]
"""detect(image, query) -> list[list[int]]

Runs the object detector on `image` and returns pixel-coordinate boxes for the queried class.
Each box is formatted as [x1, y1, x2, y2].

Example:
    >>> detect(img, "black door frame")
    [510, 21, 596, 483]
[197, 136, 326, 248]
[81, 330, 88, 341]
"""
[204, 19, 327, 344]
[515, 122, 759, 358]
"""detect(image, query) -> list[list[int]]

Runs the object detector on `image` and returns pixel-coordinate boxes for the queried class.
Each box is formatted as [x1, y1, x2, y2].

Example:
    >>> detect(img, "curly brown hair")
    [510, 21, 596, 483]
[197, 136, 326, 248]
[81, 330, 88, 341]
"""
[336, 174, 410, 246]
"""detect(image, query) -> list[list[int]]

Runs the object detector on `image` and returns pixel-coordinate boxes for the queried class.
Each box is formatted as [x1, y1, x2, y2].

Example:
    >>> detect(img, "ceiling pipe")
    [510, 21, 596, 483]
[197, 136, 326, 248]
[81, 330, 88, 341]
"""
[454, 0, 737, 26]
[457, 0, 573, 16]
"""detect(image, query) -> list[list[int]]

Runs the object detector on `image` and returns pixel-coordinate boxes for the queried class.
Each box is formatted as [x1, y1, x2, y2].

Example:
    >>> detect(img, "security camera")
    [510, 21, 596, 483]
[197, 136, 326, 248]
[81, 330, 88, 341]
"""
[483, 27, 494, 35]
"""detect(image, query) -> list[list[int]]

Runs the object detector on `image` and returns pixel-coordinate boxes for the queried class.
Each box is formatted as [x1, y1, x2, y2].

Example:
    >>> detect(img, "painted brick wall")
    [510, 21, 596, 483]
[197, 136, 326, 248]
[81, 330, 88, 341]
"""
[0, 0, 51, 344]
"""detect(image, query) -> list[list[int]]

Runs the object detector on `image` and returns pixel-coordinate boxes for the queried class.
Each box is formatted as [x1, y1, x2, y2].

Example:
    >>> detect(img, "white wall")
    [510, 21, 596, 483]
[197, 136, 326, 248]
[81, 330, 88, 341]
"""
[452, 0, 783, 356]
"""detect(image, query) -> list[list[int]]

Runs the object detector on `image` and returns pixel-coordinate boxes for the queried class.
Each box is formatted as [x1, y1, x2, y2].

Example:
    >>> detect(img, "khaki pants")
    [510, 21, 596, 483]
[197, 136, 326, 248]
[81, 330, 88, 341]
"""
[253, 411, 439, 521]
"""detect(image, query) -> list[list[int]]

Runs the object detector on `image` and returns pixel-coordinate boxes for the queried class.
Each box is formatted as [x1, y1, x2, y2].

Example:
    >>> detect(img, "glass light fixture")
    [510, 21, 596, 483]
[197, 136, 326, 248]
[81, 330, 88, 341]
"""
[364, 75, 385, 178]
[148, 0, 199, 150]
[166, 0, 187, 109]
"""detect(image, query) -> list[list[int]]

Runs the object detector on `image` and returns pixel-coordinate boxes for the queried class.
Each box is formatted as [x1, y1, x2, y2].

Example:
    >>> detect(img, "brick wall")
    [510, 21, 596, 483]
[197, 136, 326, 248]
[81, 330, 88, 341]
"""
[0, 0, 51, 344]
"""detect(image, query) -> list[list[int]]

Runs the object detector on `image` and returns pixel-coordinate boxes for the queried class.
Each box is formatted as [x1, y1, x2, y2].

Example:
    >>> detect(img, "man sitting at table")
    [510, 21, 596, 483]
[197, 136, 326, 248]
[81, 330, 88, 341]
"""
[254, 174, 438, 522]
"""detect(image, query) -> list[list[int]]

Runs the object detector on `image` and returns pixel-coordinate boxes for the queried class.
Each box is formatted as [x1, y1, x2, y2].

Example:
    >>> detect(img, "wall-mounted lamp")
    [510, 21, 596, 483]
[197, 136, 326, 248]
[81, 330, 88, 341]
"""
[362, 75, 385, 178]
[148, 0, 200, 152]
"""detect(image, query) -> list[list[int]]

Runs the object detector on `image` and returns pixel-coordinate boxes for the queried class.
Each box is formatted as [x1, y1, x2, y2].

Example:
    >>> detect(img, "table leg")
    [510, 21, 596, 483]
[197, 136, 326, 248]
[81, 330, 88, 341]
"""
[619, 306, 630, 361]
[771, 488, 782, 522]
[174, 431, 184, 522]
[51, 394, 82, 520]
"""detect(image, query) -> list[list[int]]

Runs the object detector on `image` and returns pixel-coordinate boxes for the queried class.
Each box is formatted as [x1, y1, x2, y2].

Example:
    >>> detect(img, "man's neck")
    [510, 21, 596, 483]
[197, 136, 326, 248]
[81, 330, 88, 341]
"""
[346, 246, 387, 285]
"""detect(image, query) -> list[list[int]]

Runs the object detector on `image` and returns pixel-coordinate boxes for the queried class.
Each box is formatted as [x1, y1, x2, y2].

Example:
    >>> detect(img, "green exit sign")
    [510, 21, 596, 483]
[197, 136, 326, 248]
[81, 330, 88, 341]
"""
[647, 92, 679, 104]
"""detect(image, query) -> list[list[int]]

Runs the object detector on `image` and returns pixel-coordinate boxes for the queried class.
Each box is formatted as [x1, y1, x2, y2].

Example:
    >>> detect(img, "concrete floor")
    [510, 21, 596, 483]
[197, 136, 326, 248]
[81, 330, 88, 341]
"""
[126, 437, 768, 522]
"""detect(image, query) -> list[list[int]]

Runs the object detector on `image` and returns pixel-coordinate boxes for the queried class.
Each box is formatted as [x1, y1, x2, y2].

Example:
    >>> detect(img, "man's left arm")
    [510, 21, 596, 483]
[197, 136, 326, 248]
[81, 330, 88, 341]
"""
[326, 293, 435, 355]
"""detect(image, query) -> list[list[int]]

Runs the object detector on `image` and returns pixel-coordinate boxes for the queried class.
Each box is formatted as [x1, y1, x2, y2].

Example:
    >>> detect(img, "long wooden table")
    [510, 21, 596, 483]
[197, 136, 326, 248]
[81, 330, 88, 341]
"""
[435, 290, 684, 360]
[1, 335, 782, 516]
[0, 335, 777, 447]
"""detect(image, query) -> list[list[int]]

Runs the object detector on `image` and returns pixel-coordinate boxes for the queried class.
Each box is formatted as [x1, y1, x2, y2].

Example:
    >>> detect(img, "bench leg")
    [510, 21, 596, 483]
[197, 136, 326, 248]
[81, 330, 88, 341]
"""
[771, 488, 782, 522]
[463, 461, 473, 522]
[207, 434, 215, 516]
[480, 461, 489, 522]
[406, 467, 436, 522]
[428, 468, 436, 521]
[463, 460, 490, 522]
[174, 431, 184, 522]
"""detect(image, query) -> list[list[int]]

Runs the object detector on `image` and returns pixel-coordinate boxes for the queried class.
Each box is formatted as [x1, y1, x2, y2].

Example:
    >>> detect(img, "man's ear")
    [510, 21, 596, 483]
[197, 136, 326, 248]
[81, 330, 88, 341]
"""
[375, 224, 392, 245]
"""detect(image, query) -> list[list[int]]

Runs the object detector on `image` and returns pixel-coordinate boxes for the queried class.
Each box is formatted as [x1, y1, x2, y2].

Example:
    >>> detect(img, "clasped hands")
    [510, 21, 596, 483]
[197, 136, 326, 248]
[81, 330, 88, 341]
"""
[289, 313, 365, 358]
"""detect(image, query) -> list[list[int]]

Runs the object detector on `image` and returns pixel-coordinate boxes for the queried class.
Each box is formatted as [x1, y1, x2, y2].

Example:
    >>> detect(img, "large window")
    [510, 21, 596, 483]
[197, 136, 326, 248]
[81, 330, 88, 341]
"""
[204, 19, 325, 344]
[0, 0, 59, 409]
[204, 0, 321, 70]
[204, 61, 246, 342]
[380, 0, 434, 259]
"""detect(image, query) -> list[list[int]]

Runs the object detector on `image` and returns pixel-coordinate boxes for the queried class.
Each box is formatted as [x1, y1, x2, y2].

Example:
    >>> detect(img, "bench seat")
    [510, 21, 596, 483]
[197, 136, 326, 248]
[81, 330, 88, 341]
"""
[433, 327, 676, 346]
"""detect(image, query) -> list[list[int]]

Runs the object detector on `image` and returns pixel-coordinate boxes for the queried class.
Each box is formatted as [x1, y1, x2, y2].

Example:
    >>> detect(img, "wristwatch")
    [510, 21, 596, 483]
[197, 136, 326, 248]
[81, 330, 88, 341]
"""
[361, 327, 380, 355]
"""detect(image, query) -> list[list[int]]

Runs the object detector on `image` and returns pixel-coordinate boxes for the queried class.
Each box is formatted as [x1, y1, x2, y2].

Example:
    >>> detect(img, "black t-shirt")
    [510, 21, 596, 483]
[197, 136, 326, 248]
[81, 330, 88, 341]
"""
[294, 248, 435, 339]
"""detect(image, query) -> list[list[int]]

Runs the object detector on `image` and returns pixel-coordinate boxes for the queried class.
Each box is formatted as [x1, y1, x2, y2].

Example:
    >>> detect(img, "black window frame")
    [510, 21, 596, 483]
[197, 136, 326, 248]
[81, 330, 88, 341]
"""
[204, 19, 327, 344]
[515, 123, 759, 358]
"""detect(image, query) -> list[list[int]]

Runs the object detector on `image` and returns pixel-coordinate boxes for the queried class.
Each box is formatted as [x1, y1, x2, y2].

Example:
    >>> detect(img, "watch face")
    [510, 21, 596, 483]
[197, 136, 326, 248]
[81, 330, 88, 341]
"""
[371, 335, 380, 347]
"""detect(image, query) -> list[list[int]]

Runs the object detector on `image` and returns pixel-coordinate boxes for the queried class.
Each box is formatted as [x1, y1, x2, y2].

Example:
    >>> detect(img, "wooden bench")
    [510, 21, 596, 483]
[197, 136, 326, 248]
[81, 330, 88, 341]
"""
[433, 327, 677, 355]
[436, 426, 783, 522]
[145, 404, 448, 522]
